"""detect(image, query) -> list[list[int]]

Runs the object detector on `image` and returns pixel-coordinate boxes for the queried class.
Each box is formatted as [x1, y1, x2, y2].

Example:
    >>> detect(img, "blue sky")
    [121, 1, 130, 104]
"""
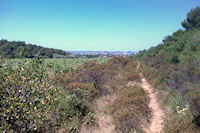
[0, 0, 199, 51]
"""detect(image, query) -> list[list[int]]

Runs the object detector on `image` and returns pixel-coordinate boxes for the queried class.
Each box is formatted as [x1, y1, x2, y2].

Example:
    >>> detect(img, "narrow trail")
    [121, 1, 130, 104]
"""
[81, 61, 165, 133]
[80, 94, 117, 133]
[137, 62, 165, 133]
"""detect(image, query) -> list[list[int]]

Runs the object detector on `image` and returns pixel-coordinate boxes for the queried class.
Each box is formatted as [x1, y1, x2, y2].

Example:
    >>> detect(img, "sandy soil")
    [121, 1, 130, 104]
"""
[80, 94, 117, 133]
[140, 74, 165, 133]
[134, 62, 165, 133]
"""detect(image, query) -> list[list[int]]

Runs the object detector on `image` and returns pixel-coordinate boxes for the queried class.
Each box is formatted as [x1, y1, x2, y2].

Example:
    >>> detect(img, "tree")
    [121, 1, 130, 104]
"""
[182, 6, 200, 30]
[0, 39, 69, 58]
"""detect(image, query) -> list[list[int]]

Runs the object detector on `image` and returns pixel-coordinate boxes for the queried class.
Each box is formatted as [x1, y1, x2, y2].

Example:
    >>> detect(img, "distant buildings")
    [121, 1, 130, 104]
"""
[67, 51, 136, 58]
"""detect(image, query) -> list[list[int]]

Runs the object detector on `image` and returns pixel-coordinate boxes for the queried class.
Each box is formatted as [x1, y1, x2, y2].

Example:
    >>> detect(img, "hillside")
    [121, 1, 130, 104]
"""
[137, 6, 200, 132]
[0, 39, 69, 58]
[1, 6, 200, 133]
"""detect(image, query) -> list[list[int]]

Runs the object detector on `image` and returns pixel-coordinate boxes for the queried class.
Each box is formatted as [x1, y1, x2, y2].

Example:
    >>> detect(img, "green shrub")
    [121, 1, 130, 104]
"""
[67, 82, 99, 99]
[125, 73, 141, 82]
[170, 55, 180, 64]
[53, 73, 73, 87]
[163, 113, 200, 133]
[109, 86, 150, 132]
[82, 112, 98, 127]
[175, 42, 185, 52]
[190, 45, 198, 51]
[0, 58, 91, 132]
[0, 58, 55, 132]
[69, 88, 90, 116]
[182, 6, 200, 30]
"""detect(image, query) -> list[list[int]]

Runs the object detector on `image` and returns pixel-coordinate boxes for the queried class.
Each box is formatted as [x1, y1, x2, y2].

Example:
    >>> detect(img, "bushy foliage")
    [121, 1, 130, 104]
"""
[109, 86, 150, 132]
[53, 57, 130, 97]
[0, 58, 91, 132]
[170, 55, 180, 64]
[0, 39, 69, 58]
[69, 88, 90, 116]
[82, 112, 98, 127]
[54, 73, 74, 87]
[107, 56, 132, 70]
[75, 62, 109, 89]
[163, 113, 200, 133]
[185, 88, 200, 115]
[0, 58, 53, 132]
[50, 57, 142, 131]
[125, 73, 141, 82]
[182, 6, 200, 30]
[67, 82, 98, 99]
[46, 58, 109, 74]
[74, 60, 118, 91]
[136, 6, 200, 132]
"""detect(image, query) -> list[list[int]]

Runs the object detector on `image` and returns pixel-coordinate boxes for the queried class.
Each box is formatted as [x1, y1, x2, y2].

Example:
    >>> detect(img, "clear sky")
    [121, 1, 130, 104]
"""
[0, 0, 199, 51]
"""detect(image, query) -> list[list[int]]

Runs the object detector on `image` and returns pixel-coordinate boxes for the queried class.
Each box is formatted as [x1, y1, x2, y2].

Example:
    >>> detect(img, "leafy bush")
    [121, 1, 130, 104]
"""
[185, 88, 200, 115]
[194, 114, 200, 128]
[125, 73, 141, 82]
[107, 56, 132, 70]
[182, 6, 200, 30]
[82, 112, 98, 127]
[163, 113, 200, 133]
[75, 61, 109, 89]
[190, 45, 198, 51]
[69, 88, 90, 116]
[135, 6, 200, 132]
[109, 86, 150, 132]
[67, 82, 99, 99]
[53, 73, 73, 87]
[0, 58, 91, 132]
[0, 58, 55, 132]
[170, 55, 180, 64]
[74, 59, 121, 94]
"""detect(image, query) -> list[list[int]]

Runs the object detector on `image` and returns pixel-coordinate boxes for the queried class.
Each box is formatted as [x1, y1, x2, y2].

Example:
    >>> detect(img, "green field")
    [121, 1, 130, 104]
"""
[2, 58, 110, 73]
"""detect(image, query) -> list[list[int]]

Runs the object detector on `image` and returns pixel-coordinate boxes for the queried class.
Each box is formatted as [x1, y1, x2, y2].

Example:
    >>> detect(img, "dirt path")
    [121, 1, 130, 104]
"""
[141, 75, 165, 133]
[80, 94, 117, 133]
[137, 62, 165, 133]
[81, 61, 165, 133]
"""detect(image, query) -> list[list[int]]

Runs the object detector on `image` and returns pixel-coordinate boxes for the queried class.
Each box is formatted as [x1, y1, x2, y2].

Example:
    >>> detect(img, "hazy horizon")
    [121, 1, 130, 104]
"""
[0, 0, 199, 51]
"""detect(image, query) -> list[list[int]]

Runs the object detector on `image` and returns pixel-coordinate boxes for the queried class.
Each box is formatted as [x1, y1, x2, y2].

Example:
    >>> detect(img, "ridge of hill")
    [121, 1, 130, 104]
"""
[0, 39, 69, 58]
[137, 6, 200, 132]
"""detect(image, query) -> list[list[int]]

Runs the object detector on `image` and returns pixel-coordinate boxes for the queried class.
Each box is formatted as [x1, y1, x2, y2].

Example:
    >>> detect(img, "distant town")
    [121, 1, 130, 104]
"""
[67, 51, 136, 58]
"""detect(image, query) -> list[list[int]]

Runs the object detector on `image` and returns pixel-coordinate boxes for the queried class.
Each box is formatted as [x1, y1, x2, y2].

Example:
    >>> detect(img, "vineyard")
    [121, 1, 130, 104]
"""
[3, 58, 110, 73]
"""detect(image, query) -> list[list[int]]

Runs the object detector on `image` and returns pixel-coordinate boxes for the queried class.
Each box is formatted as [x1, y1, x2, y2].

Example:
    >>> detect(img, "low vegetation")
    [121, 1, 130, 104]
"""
[137, 6, 200, 132]
[1, 56, 150, 132]
[0, 58, 91, 132]
[109, 85, 150, 132]
[1, 6, 200, 133]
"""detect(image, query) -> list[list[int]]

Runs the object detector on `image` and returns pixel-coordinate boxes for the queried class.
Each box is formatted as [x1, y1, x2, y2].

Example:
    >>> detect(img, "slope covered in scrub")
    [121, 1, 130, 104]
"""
[136, 6, 200, 132]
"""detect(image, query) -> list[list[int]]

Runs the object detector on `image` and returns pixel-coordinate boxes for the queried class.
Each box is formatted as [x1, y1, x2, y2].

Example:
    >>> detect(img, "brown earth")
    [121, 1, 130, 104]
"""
[138, 62, 165, 133]
[81, 61, 165, 133]
[140, 75, 165, 133]
[80, 94, 117, 133]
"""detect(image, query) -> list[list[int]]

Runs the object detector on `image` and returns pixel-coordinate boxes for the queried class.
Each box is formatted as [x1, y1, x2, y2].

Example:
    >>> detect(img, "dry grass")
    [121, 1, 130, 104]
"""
[109, 85, 150, 132]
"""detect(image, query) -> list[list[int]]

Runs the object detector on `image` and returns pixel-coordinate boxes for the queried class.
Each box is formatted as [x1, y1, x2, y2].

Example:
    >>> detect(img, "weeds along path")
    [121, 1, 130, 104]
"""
[80, 94, 117, 133]
[137, 62, 165, 133]
[81, 61, 165, 133]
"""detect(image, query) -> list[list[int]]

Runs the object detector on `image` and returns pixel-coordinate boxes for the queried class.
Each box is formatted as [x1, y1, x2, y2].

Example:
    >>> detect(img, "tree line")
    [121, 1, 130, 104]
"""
[0, 39, 69, 58]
